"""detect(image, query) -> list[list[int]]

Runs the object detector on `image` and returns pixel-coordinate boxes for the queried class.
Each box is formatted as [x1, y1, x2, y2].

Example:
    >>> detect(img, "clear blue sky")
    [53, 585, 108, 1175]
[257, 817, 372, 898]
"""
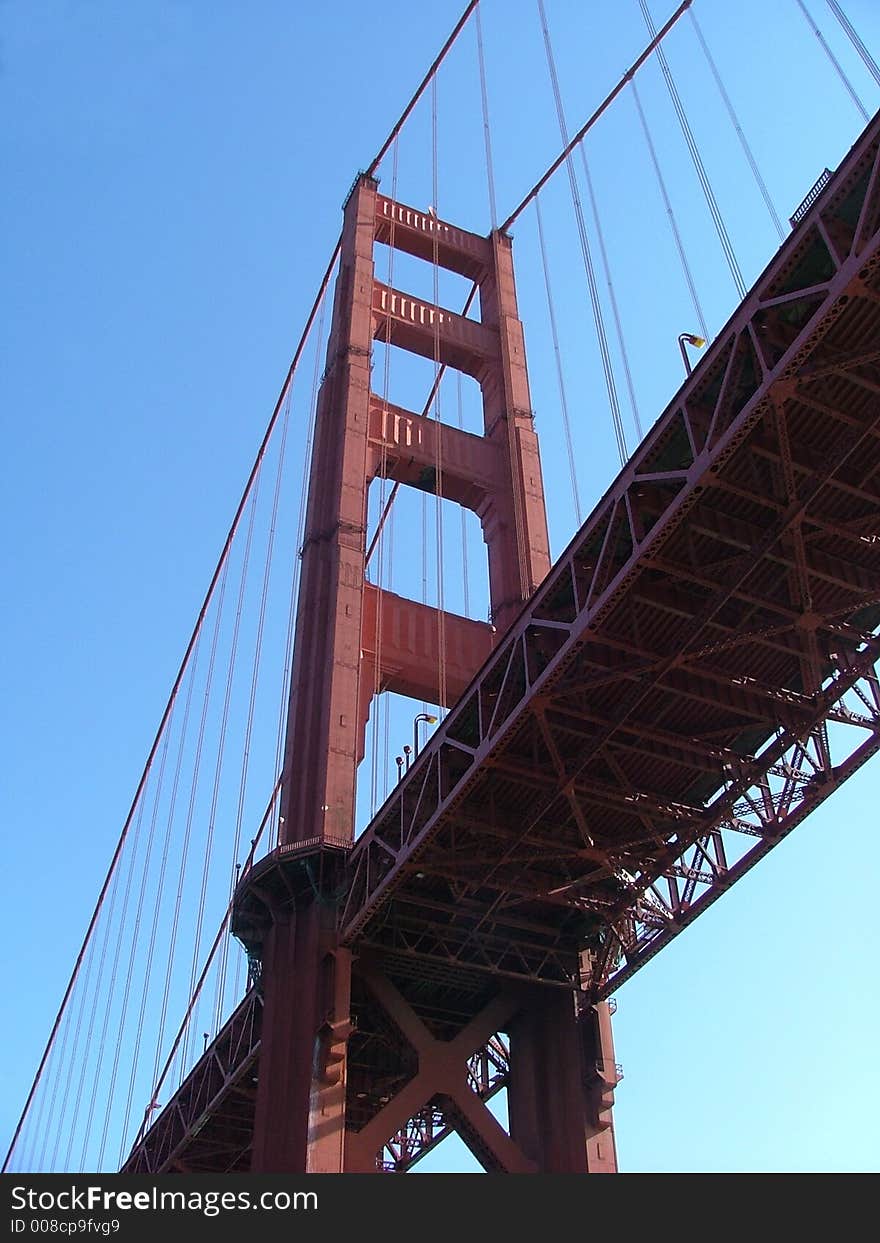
[2, 0, 879, 1174]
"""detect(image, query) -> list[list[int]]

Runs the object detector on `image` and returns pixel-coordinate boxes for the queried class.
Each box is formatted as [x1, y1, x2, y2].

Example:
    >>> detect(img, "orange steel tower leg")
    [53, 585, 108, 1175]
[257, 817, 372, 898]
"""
[235, 174, 618, 1173]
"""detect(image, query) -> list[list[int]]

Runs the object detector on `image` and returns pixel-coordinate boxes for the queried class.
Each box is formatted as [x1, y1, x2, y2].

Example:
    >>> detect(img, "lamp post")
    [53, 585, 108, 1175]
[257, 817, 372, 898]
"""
[413, 712, 439, 759]
[678, 332, 706, 375]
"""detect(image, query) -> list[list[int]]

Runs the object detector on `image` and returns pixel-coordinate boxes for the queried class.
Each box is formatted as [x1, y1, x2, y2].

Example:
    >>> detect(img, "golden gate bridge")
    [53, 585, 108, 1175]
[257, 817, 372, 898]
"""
[3, 0, 880, 1173]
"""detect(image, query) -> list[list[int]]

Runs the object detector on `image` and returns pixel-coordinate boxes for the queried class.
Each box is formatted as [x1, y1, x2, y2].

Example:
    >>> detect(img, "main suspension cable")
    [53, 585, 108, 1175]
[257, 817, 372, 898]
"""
[367, 0, 479, 176]
[502, 0, 693, 230]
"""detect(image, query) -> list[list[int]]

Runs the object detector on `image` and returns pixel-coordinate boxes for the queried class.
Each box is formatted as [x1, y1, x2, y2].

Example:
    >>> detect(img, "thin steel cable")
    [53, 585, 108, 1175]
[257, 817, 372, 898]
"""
[178, 484, 260, 1081]
[534, 194, 582, 522]
[215, 388, 295, 1028]
[19, 1016, 58, 1170]
[109, 716, 186, 1168]
[60, 785, 151, 1171]
[77, 722, 173, 1171]
[138, 647, 200, 1158]
[90, 725, 173, 1169]
[578, 144, 644, 442]
[688, 7, 786, 241]
[796, 0, 869, 119]
[33, 1005, 75, 1171]
[49, 790, 146, 1171]
[826, 0, 880, 87]
[537, 0, 628, 466]
[431, 74, 448, 714]
[38, 847, 122, 1170]
[367, 0, 479, 175]
[475, 0, 498, 229]
[48, 989, 93, 1168]
[164, 557, 231, 1096]
[631, 77, 709, 340]
[502, 1, 693, 229]
[129, 778, 280, 1157]
[639, 0, 747, 300]
[455, 372, 471, 617]
[382, 506, 395, 800]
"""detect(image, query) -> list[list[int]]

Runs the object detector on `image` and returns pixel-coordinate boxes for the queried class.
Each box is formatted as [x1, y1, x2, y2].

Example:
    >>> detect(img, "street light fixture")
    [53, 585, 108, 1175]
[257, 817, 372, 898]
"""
[413, 712, 439, 759]
[678, 332, 706, 375]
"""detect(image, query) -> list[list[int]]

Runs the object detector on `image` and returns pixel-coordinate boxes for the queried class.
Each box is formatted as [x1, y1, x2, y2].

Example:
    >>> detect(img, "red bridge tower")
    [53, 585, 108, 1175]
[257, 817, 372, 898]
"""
[233, 175, 619, 1173]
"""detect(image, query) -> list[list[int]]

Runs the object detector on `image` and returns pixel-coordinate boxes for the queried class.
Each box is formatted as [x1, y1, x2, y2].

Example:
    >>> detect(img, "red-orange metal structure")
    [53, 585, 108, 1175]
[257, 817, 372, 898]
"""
[236, 174, 615, 1174]
[125, 108, 880, 1175]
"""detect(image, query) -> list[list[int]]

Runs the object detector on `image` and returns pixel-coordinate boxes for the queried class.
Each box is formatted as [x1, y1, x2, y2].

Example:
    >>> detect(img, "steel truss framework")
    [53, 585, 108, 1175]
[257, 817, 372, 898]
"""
[379, 1034, 510, 1172]
[124, 990, 262, 1174]
[126, 109, 880, 1175]
[341, 110, 880, 994]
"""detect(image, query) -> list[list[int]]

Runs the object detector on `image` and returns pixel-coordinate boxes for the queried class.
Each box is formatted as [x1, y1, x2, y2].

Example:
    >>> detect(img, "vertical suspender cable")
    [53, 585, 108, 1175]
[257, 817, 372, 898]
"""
[631, 77, 709, 340]
[90, 722, 173, 1170]
[639, 0, 747, 300]
[21, 999, 64, 1169]
[534, 194, 582, 523]
[215, 383, 294, 1029]
[432, 73, 448, 714]
[382, 505, 395, 801]
[49, 786, 146, 1170]
[501, 1, 693, 231]
[129, 781, 279, 1158]
[688, 8, 786, 241]
[76, 723, 172, 1170]
[163, 557, 231, 1095]
[537, 0, 629, 466]
[177, 483, 260, 1084]
[455, 372, 471, 616]
[795, 0, 869, 119]
[476, 0, 498, 229]
[138, 649, 199, 1162]
[577, 146, 644, 442]
[825, 0, 880, 87]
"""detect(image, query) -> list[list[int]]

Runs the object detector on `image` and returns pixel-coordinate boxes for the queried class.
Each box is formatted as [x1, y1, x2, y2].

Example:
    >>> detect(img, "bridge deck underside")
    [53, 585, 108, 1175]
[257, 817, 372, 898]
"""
[342, 110, 880, 995]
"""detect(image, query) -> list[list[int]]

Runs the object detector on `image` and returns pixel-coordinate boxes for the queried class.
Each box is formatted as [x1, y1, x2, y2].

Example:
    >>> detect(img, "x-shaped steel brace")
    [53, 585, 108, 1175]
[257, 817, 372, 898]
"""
[345, 966, 536, 1172]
